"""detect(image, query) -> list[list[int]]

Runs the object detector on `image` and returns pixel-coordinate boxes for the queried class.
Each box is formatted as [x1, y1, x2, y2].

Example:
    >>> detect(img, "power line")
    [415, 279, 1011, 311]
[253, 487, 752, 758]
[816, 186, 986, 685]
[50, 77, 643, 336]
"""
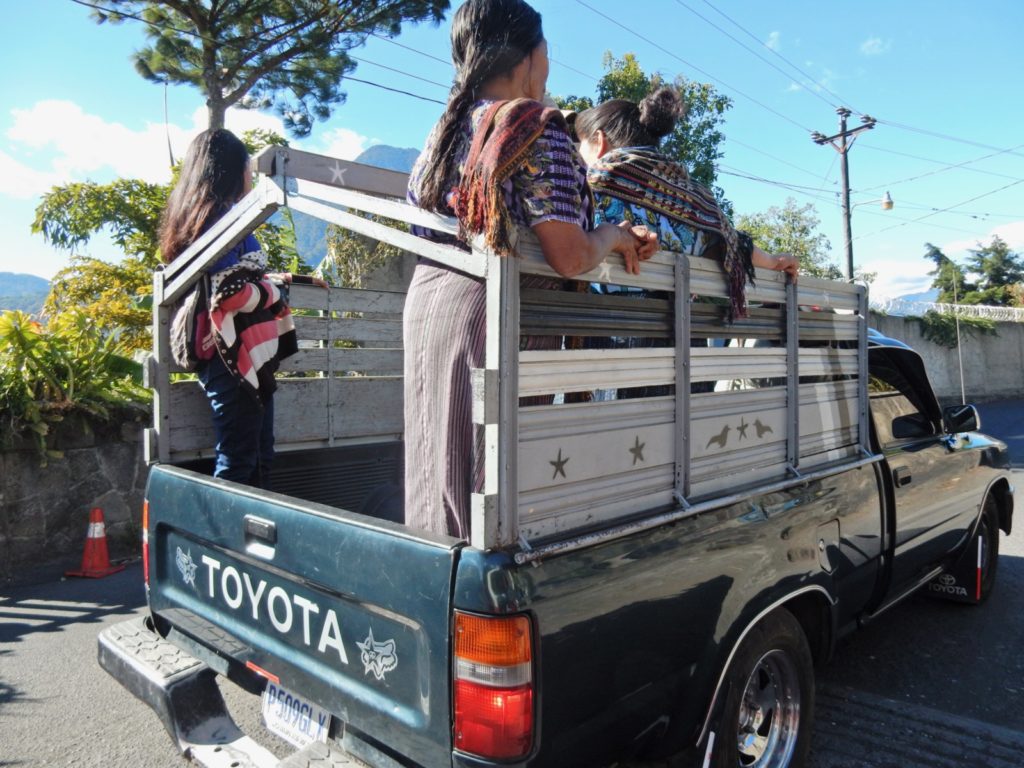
[875, 119, 1024, 160]
[853, 179, 1024, 243]
[858, 143, 1024, 193]
[696, 0, 859, 113]
[727, 136, 830, 180]
[574, 0, 815, 133]
[348, 55, 450, 90]
[343, 76, 444, 105]
[370, 32, 450, 65]
[673, 0, 839, 111]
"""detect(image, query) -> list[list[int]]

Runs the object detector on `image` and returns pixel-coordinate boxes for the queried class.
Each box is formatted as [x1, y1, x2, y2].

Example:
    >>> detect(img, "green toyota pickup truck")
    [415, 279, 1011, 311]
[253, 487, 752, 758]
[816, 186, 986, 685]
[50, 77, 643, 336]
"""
[99, 146, 1013, 768]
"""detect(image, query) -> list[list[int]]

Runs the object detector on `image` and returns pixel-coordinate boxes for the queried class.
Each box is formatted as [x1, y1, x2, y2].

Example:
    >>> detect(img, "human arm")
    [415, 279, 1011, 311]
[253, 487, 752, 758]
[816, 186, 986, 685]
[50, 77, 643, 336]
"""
[751, 246, 799, 281]
[533, 220, 657, 277]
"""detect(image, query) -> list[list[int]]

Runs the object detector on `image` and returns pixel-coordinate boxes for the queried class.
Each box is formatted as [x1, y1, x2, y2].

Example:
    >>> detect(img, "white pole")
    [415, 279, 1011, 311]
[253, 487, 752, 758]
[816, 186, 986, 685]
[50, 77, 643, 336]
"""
[952, 269, 966, 405]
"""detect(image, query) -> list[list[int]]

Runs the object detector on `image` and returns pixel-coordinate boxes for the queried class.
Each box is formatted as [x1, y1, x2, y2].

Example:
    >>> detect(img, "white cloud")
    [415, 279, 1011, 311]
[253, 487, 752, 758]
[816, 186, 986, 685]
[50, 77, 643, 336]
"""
[941, 220, 1024, 260]
[1, 99, 375, 198]
[0, 149, 63, 198]
[8, 100, 190, 185]
[860, 36, 891, 56]
[765, 31, 781, 51]
[316, 127, 377, 161]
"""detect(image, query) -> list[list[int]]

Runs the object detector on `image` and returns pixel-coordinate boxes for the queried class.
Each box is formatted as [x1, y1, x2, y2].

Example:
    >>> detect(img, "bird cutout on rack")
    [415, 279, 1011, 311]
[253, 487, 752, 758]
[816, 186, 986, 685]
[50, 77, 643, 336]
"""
[702, 416, 778, 450]
[629, 435, 646, 465]
[549, 448, 570, 480]
[706, 424, 731, 450]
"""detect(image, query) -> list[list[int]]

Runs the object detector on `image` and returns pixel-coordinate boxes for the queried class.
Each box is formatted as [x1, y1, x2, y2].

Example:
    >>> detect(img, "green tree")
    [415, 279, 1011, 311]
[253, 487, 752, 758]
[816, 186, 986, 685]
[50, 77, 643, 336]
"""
[963, 236, 1024, 306]
[924, 242, 971, 304]
[92, 0, 448, 135]
[32, 130, 299, 352]
[556, 52, 732, 193]
[737, 198, 843, 279]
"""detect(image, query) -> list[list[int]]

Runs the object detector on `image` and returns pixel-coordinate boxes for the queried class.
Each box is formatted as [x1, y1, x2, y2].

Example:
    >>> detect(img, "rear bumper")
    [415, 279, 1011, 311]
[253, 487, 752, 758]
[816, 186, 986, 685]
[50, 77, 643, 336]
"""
[98, 617, 371, 768]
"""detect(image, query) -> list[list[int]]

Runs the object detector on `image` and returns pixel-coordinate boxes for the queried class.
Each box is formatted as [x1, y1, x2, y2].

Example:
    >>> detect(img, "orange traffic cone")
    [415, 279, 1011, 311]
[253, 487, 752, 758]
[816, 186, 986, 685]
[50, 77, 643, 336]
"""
[65, 507, 126, 579]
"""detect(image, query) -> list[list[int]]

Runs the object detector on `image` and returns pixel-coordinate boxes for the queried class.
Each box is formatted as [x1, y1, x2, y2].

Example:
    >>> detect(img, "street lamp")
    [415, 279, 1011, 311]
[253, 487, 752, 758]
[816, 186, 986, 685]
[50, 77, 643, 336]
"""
[812, 108, 879, 281]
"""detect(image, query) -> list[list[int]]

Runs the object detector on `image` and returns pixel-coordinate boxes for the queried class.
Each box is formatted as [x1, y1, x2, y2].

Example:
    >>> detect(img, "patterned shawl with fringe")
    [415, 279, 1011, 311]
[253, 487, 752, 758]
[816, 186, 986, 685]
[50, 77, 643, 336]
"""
[587, 146, 755, 320]
[450, 98, 574, 257]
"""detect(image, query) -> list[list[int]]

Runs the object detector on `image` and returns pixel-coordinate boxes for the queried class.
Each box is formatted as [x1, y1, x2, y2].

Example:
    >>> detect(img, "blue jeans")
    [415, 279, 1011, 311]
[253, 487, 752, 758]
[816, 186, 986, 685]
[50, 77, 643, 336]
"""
[198, 353, 274, 489]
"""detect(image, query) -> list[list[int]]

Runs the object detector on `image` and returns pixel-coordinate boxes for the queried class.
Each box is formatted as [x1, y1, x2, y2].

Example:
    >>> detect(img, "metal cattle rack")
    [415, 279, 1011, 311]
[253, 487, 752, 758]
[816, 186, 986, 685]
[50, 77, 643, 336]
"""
[146, 145, 872, 557]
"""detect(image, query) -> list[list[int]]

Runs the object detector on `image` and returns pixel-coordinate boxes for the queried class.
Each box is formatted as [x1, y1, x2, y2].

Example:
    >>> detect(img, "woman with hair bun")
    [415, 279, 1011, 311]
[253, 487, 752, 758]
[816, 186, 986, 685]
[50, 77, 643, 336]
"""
[404, 0, 658, 539]
[576, 87, 798, 320]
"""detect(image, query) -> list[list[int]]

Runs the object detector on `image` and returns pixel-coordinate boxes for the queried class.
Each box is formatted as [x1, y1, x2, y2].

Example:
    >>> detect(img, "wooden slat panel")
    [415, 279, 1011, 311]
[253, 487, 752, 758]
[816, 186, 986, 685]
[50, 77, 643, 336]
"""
[798, 309, 860, 341]
[799, 348, 859, 378]
[292, 178, 458, 236]
[520, 288, 672, 338]
[519, 348, 676, 396]
[254, 146, 410, 198]
[330, 287, 406, 315]
[690, 257, 789, 305]
[691, 347, 787, 382]
[288, 194, 487, 279]
[520, 397, 674, 439]
[165, 376, 403, 457]
[278, 348, 404, 374]
[292, 316, 403, 343]
[692, 304, 784, 340]
[519, 421, 673, 494]
[516, 230, 677, 291]
[799, 445, 860, 471]
[797, 277, 861, 311]
[519, 467, 674, 539]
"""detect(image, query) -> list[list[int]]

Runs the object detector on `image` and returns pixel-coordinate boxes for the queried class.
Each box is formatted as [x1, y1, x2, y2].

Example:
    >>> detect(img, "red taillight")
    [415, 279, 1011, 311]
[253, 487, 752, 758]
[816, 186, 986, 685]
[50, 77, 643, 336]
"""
[453, 612, 533, 759]
[142, 499, 150, 585]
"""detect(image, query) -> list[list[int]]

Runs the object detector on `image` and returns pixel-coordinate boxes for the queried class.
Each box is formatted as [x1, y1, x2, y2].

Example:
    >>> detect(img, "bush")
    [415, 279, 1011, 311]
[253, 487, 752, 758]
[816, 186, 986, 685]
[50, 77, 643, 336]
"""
[914, 309, 996, 349]
[0, 309, 149, 462]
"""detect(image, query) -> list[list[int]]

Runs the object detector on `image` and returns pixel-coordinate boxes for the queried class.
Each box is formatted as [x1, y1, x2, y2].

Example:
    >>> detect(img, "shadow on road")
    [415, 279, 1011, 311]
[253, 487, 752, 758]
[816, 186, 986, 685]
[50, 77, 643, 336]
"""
[0, 563, 145, 646]
[975, 399, 1024, 467]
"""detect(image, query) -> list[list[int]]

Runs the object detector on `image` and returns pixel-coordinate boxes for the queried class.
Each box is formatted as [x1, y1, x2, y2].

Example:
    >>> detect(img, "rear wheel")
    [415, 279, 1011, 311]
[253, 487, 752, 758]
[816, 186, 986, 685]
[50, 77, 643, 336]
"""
[710, 608, 814, 768]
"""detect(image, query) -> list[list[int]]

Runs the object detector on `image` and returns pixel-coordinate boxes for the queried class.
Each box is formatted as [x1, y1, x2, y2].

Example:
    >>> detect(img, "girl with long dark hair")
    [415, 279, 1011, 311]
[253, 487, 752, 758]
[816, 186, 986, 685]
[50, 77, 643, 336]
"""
[160, 128, 325, 488]
[404, 0, 658, 538]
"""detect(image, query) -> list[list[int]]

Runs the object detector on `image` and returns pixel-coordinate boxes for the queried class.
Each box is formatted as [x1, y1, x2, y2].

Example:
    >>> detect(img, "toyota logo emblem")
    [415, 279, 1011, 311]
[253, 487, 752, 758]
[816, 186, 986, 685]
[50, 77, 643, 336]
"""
[938, 574, 956, 586]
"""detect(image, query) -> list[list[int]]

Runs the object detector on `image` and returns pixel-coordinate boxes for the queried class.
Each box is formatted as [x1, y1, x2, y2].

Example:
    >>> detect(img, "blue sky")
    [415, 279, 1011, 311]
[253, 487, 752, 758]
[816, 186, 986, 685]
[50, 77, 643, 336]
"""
[3, 0, 1023, 302]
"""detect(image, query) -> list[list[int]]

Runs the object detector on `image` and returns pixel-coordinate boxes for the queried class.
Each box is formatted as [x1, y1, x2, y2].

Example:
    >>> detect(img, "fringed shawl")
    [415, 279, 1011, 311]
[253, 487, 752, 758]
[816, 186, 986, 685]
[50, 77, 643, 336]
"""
[450, 98, 575, 257]
[588, 146, 755, 320]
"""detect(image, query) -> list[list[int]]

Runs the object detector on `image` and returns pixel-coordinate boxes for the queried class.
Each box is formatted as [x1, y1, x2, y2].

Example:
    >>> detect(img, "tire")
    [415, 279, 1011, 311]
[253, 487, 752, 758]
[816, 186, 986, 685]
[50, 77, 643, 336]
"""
[709, 608, 814, 768]
[976, 496, 1001, 603]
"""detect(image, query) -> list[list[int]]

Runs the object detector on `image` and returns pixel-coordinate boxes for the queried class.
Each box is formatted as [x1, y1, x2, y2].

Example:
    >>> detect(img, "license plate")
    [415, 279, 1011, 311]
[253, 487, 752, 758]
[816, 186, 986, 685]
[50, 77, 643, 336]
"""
[261, 681, 331, 748]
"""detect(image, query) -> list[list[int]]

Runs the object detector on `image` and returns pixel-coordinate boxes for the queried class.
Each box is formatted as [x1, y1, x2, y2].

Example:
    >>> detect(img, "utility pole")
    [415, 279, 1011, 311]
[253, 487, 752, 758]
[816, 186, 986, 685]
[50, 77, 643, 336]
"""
[812, 107, 877, 281]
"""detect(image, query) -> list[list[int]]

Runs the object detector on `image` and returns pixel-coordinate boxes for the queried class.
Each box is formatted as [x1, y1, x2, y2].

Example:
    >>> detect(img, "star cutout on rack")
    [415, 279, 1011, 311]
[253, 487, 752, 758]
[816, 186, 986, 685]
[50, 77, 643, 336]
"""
[550, 448, 570, 480]
[737, 418, 749, 440]
[597, 259, 612, 283]
[329, 160, 347, 185]
[629, 435, 646, 465]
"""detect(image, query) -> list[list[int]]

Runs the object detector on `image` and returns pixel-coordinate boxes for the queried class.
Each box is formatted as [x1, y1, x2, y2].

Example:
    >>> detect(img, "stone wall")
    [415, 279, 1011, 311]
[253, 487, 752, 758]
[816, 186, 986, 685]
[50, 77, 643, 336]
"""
[0, 411, 149, 581]
[870, 313, 1024, 404]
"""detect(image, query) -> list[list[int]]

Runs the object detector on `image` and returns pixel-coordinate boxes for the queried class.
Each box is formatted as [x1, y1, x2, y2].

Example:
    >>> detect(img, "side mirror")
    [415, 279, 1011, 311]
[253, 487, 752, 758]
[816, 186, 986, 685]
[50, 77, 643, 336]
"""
[943, 404, 980, 434]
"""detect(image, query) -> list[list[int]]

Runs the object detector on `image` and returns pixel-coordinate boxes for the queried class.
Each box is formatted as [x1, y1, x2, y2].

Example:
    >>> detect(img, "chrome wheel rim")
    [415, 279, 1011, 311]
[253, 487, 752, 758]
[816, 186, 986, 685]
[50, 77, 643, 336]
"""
[736, 649, 801, 768]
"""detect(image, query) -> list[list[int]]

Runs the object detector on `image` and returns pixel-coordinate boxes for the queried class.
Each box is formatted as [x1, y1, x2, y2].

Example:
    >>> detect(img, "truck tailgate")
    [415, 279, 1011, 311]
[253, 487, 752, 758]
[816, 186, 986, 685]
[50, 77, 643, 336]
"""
[146, 465, 459, 766]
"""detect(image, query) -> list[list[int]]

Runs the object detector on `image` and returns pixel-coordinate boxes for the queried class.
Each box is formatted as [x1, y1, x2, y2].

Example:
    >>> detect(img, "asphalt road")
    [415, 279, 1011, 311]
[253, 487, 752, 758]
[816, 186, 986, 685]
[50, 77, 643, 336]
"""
[2, 400, 1023, 768]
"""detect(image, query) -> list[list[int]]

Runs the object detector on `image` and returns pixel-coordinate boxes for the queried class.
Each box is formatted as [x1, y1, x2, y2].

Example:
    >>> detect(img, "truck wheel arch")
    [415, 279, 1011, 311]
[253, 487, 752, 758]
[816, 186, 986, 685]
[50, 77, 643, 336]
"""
[985, 478, 1013, 536]
[697, 585, 835, 748]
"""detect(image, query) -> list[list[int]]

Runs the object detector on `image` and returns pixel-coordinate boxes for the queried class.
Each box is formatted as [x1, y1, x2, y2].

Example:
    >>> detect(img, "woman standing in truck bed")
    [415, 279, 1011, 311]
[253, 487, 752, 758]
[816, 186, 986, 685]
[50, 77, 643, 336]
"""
[405, 0, 657, 539]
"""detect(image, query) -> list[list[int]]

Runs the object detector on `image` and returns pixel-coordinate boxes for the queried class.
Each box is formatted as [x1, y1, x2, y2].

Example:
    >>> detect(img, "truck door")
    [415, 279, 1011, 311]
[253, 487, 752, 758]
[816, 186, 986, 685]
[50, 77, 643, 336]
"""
[869, 347, 981, 590]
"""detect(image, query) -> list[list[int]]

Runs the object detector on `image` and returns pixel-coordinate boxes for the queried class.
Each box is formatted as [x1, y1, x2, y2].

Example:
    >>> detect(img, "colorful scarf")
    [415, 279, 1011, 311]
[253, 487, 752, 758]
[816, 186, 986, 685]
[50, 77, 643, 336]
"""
[450, 98, 574, 257]
[209, 238, 297, 403]
[587, 146, 755, 321]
